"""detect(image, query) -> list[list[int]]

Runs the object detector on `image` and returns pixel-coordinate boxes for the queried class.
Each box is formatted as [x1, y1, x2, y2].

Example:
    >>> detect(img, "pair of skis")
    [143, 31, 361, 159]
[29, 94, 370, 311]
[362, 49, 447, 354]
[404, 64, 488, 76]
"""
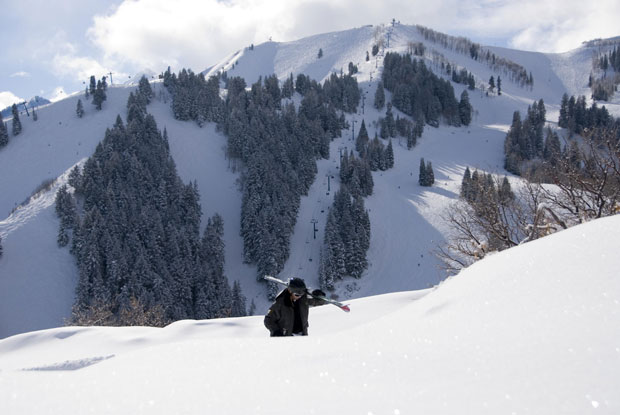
[263, 275, 351, 313]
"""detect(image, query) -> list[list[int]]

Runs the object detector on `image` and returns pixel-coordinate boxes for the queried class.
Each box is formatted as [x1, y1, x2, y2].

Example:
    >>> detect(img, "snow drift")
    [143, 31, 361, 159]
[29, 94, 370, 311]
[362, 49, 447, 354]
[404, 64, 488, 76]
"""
[1, 214, 618, 414]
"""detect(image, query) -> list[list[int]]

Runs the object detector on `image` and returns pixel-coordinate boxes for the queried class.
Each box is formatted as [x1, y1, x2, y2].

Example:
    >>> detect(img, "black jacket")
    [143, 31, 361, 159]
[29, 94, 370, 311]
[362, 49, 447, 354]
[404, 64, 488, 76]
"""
[264, 290, 323, 336]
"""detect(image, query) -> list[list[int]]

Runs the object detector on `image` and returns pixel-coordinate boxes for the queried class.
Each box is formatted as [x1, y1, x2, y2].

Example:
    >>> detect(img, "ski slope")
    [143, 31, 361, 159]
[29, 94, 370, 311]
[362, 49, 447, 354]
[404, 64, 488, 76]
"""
[1, 22, 619, 338]
[1, 215, 619, 414]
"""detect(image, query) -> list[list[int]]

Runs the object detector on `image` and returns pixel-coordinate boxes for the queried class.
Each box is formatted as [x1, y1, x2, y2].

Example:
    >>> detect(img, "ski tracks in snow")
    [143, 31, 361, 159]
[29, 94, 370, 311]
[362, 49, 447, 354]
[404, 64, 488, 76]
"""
[0, 159, 85, 240]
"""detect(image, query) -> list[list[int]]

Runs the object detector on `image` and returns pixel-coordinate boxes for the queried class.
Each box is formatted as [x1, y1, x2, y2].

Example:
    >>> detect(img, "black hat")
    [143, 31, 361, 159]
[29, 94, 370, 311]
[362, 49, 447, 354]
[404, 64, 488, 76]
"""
[288, 277, 306, 294]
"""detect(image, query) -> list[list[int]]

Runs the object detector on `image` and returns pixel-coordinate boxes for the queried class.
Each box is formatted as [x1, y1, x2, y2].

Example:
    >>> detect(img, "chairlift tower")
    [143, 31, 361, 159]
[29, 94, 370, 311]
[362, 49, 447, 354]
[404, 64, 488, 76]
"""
[21, 102, 30, 117]
[311, 219, 318, 239]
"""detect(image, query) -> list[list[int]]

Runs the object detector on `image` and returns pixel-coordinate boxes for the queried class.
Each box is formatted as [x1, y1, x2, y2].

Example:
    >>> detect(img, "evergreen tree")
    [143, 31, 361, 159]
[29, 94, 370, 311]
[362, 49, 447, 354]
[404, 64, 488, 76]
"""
[559, 93, 569, 128]
[76, 99, 84, 118]
[92, 80, 107, 110]
[374, 81, 385, 110]
[0, 235, 3, 259]
[419, 158, 434, 186]
[419, 158, 428, 186]
[386, 139, 394, 169]
[426, 161, 435, 186]
[460, 166, 473, 201]
[89, 75, 97, 96]
[0, 112, 8, 147]
[356, 119, 369, 154]
[11, 104, 22, 136]
[55, 185, 77, 247]
[318, 48, 323, 59]
[488, 76, 495, 93]
[459, 90, 472, 126]
[231, 281, 247, 317]
[138, 75, 153, 105]
[380, 103, 396, 138]
[498, 176, 514, 205]
[497, 76, 502, 95]
[282, 73, 294, 98]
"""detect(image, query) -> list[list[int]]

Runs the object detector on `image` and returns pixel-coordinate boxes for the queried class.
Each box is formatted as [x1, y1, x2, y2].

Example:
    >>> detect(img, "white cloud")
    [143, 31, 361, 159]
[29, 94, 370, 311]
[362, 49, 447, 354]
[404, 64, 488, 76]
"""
[10, 71, 30, 78]
[51, 48, 111, 83]
[49, 87, 68, 103]
[0, 91, 25, 109]
[83, 0, 620, 79]
[454, 0, 620, 52]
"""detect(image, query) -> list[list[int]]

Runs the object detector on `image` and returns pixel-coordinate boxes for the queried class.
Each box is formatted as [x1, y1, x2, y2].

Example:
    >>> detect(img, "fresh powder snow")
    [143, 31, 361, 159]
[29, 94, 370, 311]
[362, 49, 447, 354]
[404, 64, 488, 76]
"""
[1, 214, 619, 414]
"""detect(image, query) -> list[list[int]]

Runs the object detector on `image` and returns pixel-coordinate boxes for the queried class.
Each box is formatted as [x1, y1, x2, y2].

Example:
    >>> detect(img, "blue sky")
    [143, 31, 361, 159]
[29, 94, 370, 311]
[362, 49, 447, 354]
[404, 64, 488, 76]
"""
[1, 0, 619, 109]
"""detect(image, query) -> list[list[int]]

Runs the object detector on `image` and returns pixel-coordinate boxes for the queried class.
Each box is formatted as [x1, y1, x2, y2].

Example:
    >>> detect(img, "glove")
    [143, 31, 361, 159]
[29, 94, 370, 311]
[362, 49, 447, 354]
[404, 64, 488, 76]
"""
[272, 329, 284, 337]
[311, 289, 326, 297]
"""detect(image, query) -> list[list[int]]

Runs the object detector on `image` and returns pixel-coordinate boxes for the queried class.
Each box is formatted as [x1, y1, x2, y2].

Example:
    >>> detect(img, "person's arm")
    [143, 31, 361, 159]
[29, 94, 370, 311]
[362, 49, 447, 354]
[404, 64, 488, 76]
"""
[307, 289, 327, 307]
[264, 302, 284, 336]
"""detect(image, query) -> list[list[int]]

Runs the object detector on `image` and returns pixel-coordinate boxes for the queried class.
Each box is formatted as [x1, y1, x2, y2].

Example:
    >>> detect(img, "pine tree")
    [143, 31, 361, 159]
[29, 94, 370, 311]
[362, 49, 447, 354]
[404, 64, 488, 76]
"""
[460, 166, 472, 201]
[488, 76, 495, 93]
[426, 161, 435, 186]
[318, 48, 323, 59]
[231, 281, 247, 317]
[559, 93, 569, 128]
[11, 104, 22, 136]
[374, 81, 385, 110]
[0, 112, 8, 147]
[419, 158, 428, 186]
[89, 75, 97, 96]
[92, 80, 107, 110]
[497, 76, 502, 95]
[386, 139, 394, 168]
[498, 176, 514, 205]
[138, 75, 153, 105]
[459, 90, 472, 126]
[76, 99, 84, 118]
[356, 119, 369, 153]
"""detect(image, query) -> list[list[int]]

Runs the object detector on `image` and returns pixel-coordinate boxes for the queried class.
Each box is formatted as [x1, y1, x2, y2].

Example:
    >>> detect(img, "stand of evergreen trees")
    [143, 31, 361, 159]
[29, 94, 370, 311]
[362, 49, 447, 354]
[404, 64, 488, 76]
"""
[591, 46, 620, 101]
[558, 93, 614, 134]
[382, 52, 470, 129]
[163, 68, 360, 285]
[163, 67, 223, 125]
[416, 25, 533, 89]
[319, 185, 370, 289]
[418, 158, 435, 186]
[503, 99, 548, 175]
[461, 168, 514, 208]
[56, 81, 244, 326]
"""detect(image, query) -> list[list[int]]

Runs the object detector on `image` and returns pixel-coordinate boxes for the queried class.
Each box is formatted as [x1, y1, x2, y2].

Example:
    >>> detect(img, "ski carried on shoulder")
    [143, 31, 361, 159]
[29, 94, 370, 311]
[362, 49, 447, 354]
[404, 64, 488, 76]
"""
[263, 275, 351, 313]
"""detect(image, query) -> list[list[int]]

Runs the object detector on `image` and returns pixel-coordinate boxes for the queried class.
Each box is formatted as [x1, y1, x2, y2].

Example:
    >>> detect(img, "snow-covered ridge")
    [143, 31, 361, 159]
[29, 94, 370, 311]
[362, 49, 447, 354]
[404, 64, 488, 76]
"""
[1, 215, 618, 414]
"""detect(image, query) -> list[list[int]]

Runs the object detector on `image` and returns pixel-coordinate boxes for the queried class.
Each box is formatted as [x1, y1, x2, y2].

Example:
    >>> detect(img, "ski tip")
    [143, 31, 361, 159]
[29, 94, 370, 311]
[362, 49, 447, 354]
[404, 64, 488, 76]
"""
[341, 304, 351, 313]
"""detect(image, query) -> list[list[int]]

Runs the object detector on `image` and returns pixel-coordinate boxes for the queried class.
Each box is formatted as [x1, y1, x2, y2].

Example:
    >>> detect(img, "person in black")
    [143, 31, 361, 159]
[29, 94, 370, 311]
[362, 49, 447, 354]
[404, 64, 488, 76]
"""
[264, 278, 326, 336]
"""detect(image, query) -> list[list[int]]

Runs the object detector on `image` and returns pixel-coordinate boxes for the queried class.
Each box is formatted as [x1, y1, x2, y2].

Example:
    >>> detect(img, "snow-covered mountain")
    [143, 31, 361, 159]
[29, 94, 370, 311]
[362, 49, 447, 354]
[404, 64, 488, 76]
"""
[1, 22, 618, 342]
[1, 213, 618, 414]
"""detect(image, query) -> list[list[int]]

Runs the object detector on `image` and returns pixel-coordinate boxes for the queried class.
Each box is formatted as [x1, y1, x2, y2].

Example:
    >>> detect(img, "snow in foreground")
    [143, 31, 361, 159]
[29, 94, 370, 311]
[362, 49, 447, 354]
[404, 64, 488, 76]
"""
[1, 215, 619, 414]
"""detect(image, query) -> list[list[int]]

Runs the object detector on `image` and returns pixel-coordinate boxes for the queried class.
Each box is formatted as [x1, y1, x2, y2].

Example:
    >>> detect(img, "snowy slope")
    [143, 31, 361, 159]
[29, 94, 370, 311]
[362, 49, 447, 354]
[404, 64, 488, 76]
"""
[1, 22, 619, 338]
[1, 215, 619, 414]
